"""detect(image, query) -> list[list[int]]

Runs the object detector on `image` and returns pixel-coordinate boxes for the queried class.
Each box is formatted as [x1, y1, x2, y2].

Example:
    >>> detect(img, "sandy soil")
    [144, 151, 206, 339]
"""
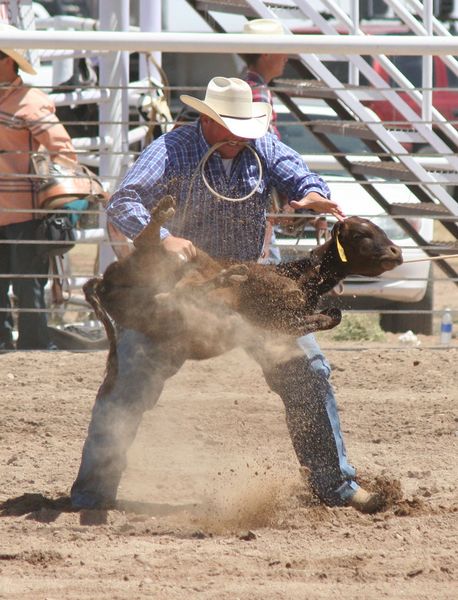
[0, 245, 457, 599]
[0, 331, 457, 599]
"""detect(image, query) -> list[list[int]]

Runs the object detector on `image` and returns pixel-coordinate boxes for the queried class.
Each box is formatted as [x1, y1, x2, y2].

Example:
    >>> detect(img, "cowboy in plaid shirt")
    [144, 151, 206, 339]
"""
[71, 74, 382, 515]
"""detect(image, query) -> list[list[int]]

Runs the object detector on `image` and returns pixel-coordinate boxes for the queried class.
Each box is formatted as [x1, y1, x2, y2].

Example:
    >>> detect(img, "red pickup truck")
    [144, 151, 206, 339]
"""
[293, 22, 458, 138]
[364, 54, 458, 134]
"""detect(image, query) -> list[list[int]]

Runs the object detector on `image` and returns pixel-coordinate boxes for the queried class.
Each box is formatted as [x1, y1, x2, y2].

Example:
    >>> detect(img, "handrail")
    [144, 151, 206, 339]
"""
[1, 1, 457, 337]
[2, 30, 458, 55]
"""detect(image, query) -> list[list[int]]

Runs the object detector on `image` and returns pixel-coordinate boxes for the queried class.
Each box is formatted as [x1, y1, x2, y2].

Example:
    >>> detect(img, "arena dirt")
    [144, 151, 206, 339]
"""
[0, 331, 456, 599]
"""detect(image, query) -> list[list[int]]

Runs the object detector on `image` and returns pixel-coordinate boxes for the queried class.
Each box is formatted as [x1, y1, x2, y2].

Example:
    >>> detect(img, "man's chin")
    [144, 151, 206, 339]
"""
[218, 143, 245, 159]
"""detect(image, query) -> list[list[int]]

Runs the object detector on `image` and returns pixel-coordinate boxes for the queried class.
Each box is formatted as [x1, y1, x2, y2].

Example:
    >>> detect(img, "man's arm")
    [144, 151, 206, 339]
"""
[106, 130, 198, 260]
[266, 137, 345, 220]
[28, 91, 76, 162]
[106, 135, 171, 240]
[161, 234, 197, 260]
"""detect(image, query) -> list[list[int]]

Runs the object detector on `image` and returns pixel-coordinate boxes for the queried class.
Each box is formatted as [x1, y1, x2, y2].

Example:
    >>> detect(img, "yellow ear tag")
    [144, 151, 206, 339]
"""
[336, 233, 348, 262]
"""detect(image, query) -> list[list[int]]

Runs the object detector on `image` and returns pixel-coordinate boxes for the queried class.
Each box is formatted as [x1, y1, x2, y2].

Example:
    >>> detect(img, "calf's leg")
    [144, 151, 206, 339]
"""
[154, 263, 249, 307]
[276, 307, 342, 336]
[133, 195, 176, 250]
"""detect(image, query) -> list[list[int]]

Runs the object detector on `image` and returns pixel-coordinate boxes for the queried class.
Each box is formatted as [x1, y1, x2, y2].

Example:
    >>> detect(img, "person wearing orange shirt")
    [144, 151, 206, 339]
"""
[0, 24, 76, 351]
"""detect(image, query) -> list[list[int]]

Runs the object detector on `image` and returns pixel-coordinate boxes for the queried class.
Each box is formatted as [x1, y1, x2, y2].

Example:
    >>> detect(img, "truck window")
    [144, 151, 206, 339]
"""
[389, 56, 422, 88]
[388, 56, 458, 90]
[445, 65, 458, 88]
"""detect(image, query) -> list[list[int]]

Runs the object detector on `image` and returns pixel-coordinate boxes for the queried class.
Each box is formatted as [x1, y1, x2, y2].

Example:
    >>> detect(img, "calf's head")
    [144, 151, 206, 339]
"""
[332, 216, 403, 276]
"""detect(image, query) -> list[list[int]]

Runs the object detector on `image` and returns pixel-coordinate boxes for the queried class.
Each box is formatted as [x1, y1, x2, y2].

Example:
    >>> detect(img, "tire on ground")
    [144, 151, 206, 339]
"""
[379, 268, 434, 335]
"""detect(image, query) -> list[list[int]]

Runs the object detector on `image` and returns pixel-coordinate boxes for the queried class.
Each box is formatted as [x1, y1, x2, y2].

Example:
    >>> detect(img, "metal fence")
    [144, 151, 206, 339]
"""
[1, 13, 457, 345]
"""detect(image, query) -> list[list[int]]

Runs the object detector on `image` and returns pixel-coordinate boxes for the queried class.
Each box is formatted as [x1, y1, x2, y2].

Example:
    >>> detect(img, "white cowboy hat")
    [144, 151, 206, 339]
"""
[0, 23, 37, 75]
[180, 76, 272, 139]
[243, 18, 285, 36]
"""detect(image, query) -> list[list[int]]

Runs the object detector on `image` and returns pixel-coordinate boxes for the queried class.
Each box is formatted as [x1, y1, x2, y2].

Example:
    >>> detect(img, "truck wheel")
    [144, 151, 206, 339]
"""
[379, 270, 434, 335]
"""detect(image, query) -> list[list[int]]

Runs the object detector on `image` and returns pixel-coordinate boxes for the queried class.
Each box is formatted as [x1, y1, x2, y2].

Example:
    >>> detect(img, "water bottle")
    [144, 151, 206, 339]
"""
[440, 308, 453, 345]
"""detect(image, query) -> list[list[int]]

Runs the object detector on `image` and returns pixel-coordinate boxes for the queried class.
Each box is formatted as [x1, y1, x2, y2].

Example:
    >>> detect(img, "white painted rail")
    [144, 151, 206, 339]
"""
[2, 30, 458, 55]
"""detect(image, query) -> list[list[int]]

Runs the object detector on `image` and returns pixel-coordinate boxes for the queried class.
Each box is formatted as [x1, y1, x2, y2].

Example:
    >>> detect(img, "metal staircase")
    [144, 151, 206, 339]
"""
[186, 0, 458, 287]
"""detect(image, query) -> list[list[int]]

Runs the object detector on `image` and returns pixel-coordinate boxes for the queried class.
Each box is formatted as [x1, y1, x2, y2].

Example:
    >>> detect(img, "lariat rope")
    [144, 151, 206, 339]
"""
[403, 253, 458, 263]
[188, 150, 457, 263]
[177, 141, 264, 253]
[189, 141, 263, 203]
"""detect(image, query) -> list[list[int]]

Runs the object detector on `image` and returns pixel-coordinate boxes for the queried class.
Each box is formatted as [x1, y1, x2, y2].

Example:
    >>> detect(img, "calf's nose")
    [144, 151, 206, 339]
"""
[387, 245, 403, 261]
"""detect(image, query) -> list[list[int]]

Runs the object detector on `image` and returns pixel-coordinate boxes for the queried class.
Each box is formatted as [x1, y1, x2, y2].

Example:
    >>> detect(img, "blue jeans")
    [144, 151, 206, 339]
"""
[71, 329, 359, 508]
[0, 220, 51, 349]
[295, 334, 358, 502]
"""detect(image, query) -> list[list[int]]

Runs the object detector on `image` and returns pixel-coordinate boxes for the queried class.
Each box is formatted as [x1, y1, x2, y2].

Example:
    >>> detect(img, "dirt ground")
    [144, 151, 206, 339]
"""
[0, 254, 457, 599]
[0, 340, 456, 598]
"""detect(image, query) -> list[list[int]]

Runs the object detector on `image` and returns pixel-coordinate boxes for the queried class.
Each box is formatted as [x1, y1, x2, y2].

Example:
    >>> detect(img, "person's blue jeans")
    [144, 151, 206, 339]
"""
[0, 220, 51, 349]
[71, 329, 359, 509]
[295, 333, 358, 503]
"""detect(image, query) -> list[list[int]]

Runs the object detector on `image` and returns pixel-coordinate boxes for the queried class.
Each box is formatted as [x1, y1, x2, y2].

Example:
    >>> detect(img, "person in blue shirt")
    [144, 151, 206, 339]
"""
[71, 76, 382, 513]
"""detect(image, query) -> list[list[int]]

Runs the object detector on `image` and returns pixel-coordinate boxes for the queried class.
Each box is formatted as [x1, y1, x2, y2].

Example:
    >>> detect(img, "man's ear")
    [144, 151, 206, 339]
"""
[3, 55, 16, 72]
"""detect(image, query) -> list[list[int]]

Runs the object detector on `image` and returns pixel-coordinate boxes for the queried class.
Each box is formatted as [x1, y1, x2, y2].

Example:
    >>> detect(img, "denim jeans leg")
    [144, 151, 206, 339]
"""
[0, 287, 14, 345]
[0, 234, 13, 344]
[15, 273, 49, 349]
[258, 333, 358, 506]
[296, 333, 358, 503]
[10, 220, 50, 349]
[71, 329, 185, 509]
[297, 335, 356, 467]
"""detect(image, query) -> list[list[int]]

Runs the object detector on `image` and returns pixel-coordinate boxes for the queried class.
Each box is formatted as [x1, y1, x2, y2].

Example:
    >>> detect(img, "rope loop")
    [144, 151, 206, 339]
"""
[199, 141, 263, 202]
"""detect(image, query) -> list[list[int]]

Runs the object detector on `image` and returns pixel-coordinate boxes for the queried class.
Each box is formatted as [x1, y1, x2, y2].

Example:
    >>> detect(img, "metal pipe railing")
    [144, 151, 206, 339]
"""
[1, 15, 457, 339]
[2, 30, 458, 55]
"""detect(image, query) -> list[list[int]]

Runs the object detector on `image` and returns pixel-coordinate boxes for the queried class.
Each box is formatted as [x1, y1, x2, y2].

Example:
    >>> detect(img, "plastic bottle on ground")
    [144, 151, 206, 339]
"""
[440, 308, 453, 346]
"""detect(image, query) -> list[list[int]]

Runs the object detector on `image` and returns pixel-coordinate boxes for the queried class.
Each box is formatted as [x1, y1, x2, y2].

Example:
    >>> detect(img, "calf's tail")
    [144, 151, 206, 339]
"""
[83, 277, 119, 393]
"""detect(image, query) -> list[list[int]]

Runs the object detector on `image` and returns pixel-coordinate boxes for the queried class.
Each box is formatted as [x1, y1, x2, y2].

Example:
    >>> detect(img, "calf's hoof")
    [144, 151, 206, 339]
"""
[320, 307, 342, 325]
[228, 264, 249, 282]
[347, 487, 385, 514]
[153, 195, 176, 224]
[220, 264, 249, 285]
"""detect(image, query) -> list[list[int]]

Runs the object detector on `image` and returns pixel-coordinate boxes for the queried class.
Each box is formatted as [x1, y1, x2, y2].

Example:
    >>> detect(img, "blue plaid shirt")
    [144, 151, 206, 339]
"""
[107, 121, 330, 261]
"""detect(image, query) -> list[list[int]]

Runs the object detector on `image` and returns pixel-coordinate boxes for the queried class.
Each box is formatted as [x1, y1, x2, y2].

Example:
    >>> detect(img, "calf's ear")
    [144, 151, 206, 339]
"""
[331, 219, 343, 241]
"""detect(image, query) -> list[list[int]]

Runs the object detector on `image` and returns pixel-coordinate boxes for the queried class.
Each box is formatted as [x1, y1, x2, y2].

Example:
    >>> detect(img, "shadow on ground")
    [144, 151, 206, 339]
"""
[0, 492, 199, 526]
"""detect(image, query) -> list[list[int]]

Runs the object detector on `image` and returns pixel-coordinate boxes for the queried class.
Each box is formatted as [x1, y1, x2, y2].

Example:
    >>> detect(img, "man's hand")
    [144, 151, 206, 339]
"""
[162, 235, 197, 261]
[290, 191, 345, 221]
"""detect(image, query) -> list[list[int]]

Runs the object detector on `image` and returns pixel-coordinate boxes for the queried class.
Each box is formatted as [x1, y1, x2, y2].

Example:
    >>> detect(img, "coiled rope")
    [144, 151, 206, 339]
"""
[189, 141, 263, 203]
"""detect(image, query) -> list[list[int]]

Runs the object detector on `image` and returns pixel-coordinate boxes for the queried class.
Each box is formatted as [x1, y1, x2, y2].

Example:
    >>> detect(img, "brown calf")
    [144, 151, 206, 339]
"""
[84, 196, 402, 372]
